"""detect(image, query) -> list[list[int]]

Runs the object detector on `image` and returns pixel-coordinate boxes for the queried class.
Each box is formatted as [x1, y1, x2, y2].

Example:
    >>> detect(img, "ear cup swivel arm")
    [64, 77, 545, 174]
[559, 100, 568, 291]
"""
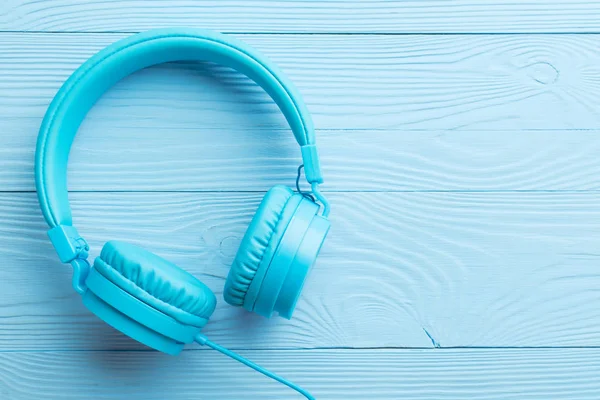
[47, 224, 90, 294]
[300, 145, 329, 217]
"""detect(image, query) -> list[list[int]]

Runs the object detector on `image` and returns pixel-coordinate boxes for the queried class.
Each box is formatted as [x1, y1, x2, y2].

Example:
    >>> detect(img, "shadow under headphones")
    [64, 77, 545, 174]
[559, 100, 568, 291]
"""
[34, 28, 331, 399]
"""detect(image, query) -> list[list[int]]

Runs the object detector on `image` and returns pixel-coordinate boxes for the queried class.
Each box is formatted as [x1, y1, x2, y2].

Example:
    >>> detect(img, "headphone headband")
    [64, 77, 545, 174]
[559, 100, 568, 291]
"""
[36, 28, 323, 227]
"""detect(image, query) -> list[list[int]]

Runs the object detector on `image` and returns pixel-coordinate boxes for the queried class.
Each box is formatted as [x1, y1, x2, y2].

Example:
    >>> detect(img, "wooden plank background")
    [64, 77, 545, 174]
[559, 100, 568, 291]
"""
[2, 1, 600, 33]
[1, 1, 599, 399]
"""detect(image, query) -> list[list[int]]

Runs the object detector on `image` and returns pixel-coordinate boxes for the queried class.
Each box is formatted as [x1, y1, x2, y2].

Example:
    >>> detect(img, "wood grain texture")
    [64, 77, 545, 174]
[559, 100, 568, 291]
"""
[2, 1, 600, 33]
[2, 33, 600, 138]
[8, 127, 600, 192]
[1, 349, 600, 399]
[2, 191, 600, 350]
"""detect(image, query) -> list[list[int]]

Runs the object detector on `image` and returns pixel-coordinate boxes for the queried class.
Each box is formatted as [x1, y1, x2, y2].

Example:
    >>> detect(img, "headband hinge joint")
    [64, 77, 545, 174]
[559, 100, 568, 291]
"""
[48, 225, 89, 264]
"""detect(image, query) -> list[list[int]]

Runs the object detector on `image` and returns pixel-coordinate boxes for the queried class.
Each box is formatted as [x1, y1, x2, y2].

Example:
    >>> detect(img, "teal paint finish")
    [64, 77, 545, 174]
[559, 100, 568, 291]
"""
[1, 1, 600, 399]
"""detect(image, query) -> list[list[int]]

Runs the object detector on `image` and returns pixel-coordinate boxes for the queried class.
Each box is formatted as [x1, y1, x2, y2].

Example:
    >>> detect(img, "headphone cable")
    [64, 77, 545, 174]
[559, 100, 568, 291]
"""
[195, 334, 315, 399]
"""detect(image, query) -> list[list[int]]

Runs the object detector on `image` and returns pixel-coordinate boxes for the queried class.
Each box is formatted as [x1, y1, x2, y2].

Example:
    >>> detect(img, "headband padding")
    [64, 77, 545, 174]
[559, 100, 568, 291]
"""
[94, 241, 216, 327]
[223, 185, 297, 306]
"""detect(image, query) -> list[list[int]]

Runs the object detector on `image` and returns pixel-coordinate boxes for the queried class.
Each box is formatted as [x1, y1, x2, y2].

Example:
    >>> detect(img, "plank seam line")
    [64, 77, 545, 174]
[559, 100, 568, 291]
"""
[2, 31, 600, 35]
[3, 346, 600, 353]
[4, 190, 600, 194]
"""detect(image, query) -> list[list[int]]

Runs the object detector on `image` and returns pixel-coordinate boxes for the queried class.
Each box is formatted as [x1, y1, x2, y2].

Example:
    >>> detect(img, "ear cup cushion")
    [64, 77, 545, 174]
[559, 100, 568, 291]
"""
[93, 241, 216, 327]
[223, 185, 295, 306]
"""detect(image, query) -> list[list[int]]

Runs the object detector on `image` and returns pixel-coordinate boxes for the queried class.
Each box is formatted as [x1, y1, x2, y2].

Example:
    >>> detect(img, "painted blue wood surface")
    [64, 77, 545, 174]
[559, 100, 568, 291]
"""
[1, 1, 600, 399]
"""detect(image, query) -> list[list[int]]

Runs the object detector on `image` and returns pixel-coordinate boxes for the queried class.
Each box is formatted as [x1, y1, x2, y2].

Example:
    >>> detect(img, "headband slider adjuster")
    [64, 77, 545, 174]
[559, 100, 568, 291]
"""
[48, 225, 89, 263]
[300, 145, 323, 184]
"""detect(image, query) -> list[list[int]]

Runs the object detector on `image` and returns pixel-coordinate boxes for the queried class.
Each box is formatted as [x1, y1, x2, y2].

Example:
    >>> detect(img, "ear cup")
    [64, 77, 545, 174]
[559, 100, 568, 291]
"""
[248, 198, 326, 319]
[93, 241, 216, 327]
[224, 185, 300, 306]
[224, 185, 330, 319]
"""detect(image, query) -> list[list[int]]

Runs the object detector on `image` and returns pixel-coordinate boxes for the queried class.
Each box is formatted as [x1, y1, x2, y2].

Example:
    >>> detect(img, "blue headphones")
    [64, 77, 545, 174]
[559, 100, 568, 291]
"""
[35, 28, 331, 399]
